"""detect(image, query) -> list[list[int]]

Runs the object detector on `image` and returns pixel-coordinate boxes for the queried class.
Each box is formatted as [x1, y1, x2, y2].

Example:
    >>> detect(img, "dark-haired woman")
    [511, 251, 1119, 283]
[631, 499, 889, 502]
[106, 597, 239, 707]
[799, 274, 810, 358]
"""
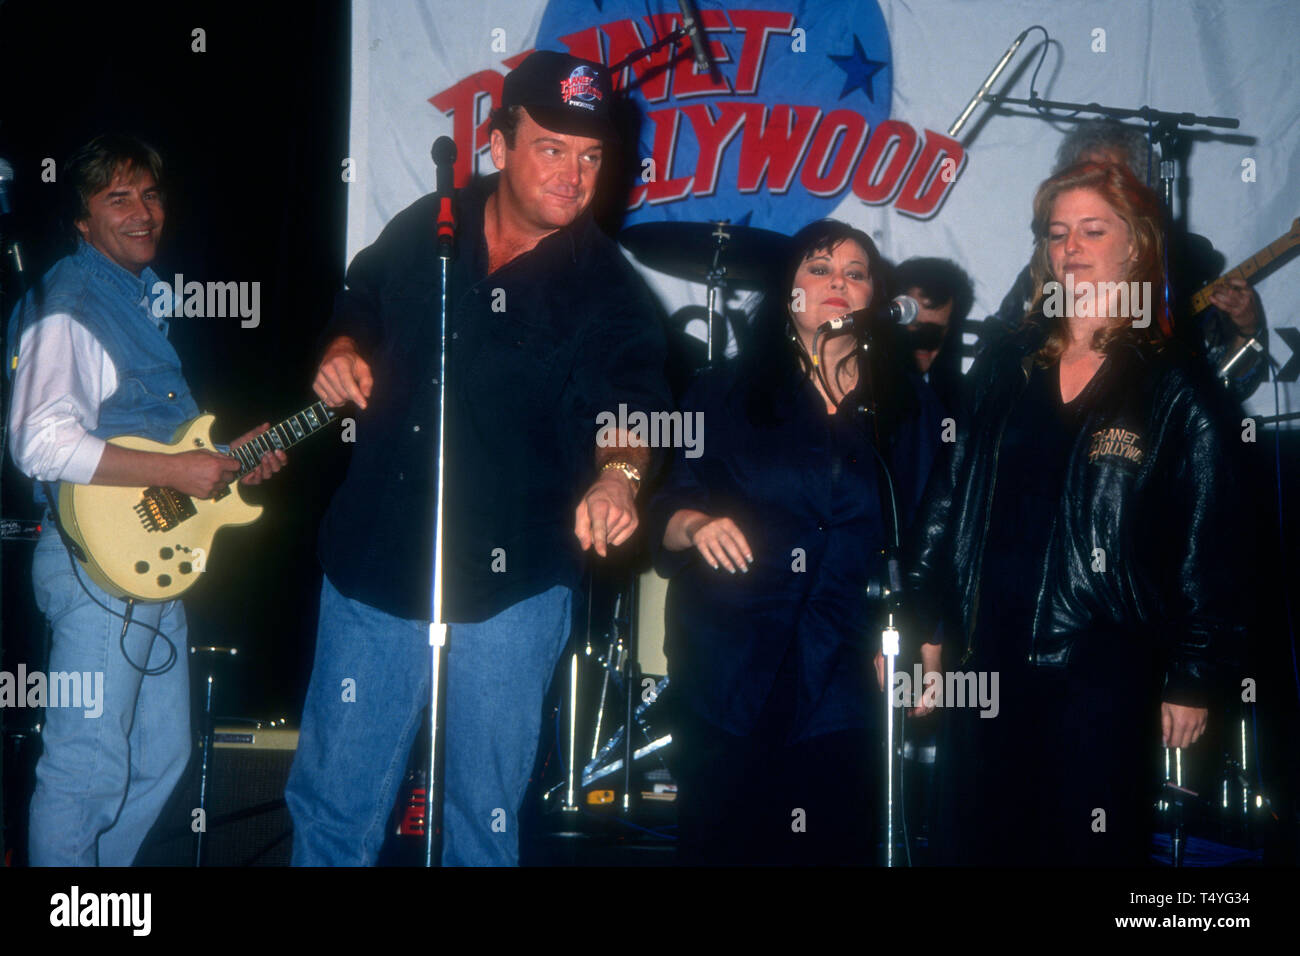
[650, 220, 943, 865]
[910, 162, 1243, 866]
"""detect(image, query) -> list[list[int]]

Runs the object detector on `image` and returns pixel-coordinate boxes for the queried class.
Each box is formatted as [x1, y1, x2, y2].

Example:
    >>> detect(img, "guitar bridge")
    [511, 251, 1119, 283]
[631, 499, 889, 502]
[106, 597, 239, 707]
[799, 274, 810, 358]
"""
[134, 486, 198, 532]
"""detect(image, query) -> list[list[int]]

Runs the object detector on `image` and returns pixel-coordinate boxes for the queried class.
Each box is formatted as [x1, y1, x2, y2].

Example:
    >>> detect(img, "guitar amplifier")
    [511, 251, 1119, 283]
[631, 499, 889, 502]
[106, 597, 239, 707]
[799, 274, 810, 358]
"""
[138, 724, 297, 866]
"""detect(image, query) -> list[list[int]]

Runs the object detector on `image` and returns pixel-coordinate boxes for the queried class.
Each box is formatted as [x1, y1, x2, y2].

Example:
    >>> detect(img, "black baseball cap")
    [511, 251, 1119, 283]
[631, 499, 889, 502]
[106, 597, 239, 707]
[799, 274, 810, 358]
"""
[501, 50, 617, 143]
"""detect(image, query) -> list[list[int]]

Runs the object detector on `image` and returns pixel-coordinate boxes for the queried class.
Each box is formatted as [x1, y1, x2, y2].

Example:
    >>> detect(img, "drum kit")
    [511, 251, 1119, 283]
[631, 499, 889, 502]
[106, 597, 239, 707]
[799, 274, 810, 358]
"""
[540, 569, 671, 817]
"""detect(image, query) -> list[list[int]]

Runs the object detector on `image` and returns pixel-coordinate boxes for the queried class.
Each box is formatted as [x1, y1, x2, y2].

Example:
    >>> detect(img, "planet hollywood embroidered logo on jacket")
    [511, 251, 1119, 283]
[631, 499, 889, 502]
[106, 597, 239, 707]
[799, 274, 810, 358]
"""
[1087, 426, 1145, 466]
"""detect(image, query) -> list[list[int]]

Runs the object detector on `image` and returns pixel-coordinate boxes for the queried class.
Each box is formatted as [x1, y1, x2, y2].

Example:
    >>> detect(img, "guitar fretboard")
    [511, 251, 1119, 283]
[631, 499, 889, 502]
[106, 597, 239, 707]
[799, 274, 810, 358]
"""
[1190, 223, 1300, 314]
[231, 400, 339, 475]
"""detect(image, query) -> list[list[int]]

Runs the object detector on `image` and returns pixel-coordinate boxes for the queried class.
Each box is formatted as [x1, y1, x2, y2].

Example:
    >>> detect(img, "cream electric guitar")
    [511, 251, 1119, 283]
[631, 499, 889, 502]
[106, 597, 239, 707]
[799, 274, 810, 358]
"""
[1188, 217, 1300, 315]
[58, 400, 340, 602]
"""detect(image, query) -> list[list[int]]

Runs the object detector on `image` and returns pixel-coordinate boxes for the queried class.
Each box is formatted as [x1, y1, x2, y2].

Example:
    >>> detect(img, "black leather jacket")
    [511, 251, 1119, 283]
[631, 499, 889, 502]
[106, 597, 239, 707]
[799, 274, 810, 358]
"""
[908, 320, 1243, 705]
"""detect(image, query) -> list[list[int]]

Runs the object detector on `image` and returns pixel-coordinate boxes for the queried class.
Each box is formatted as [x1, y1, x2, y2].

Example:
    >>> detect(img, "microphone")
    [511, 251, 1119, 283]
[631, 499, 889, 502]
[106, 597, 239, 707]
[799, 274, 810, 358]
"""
[889, 294, 919, 324]
[0, 157, 14, 216]
[947, 29, 1030, 138]
[430, 137, 457, 255]
[677, 0, 715, 76]
[815, 296, 920, 336]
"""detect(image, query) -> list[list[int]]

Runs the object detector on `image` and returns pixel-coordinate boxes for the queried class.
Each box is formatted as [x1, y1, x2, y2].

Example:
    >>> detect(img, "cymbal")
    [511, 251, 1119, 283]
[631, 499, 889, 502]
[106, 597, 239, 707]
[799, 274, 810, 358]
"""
[619, 220, 791, 287]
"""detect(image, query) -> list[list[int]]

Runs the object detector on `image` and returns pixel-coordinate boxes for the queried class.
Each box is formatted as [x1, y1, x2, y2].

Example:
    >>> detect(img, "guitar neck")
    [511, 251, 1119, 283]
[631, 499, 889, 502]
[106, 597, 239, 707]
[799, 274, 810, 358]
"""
[1190, 227, 1300, 314]
[230, 400, 339, 475]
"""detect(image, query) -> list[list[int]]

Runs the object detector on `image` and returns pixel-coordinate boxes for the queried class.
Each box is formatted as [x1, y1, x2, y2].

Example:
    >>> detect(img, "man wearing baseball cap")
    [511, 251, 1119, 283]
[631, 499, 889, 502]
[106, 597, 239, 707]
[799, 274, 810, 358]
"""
[286, 51, 670, 866]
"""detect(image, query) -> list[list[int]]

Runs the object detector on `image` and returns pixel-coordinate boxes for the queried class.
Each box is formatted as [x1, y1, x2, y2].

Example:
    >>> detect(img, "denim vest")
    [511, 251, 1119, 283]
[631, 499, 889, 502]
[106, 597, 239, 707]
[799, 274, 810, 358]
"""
[7, 241, 199, 503]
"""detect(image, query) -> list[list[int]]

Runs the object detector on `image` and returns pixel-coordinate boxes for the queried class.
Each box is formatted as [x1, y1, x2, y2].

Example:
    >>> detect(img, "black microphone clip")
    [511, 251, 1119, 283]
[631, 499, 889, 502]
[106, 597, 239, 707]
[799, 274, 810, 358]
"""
[431, 137, 457, 257]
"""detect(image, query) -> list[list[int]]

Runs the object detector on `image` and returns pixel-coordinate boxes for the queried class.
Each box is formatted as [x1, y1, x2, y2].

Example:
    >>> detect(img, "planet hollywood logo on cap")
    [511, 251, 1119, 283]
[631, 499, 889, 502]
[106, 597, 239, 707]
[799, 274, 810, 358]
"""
[561, 64, 604, 110]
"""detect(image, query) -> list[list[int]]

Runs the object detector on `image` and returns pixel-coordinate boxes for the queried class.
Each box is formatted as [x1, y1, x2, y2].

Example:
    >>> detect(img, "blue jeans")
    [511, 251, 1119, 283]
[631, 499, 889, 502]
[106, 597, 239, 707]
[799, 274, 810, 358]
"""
[286, 576, 572, 866]
[28, 527, 191, 866]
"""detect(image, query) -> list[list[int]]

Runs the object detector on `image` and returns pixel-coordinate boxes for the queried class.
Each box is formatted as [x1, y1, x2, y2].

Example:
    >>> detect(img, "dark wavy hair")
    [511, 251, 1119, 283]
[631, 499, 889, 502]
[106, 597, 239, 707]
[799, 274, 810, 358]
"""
[741, 219, 916, 443]
[893, 256, 974, 410]
[1027, 161, 1171, 363]
[65, 133, 164, 243]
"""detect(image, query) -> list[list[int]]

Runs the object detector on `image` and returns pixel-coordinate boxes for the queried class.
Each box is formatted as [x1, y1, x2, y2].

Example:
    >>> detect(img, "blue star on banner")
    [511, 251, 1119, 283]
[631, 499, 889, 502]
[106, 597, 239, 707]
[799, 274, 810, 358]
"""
[828, 35, 888, 102]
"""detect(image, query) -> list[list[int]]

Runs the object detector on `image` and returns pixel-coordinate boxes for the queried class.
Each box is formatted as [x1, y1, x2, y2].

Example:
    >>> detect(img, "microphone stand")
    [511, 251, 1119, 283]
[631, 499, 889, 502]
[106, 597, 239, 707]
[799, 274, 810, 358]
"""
[607, 25, 698, 82]
[704, 222, 730, 367]
[606, 2, 718, 95]
[978, 95, 1240, 137]
[982, 93, 1240, 342]
[844, 319, 909, 867]
[423, 138, 457, 866]
[981, 95, 1238, 215]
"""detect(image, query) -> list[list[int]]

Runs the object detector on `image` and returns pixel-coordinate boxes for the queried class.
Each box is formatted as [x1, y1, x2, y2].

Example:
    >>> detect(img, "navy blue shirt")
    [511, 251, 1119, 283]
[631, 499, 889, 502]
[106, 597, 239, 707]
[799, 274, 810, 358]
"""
[317, 175, 670, 622]
[649, 361, 942, 740]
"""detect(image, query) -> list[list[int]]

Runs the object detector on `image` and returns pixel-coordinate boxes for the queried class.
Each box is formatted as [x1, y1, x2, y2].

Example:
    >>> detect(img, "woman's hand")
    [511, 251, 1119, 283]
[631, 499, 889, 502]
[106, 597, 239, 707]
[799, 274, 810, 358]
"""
[665, 509, 753, 573]
[1161, 702, 1208, 749]
[691, 515, 753, 573]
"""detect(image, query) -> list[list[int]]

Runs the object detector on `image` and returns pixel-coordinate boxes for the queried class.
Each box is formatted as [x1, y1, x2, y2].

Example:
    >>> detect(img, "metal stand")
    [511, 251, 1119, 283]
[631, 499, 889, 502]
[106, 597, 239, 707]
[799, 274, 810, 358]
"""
[191, 643, 238, 866]
[1161, 746, 1190, 867]
[852, 324, 910, 866]
[880, 613, 901, 866]
[704, 222, 731, 366]
[545, 576, 673, 805]
[423, 138, 457, 867]
[422, 251, 451, 868]
[621, 574, 640, 813]
[562, 648, 581, 812]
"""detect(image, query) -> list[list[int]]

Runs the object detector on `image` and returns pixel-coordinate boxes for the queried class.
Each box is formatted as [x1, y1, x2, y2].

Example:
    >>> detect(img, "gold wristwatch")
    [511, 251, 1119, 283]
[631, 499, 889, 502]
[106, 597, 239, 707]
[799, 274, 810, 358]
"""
[600, 459, 642, 495]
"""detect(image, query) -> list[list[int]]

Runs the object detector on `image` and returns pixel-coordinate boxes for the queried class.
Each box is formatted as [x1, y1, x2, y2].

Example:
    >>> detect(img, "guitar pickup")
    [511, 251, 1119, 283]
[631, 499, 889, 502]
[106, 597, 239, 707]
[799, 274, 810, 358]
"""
[134, 486, 198, 532]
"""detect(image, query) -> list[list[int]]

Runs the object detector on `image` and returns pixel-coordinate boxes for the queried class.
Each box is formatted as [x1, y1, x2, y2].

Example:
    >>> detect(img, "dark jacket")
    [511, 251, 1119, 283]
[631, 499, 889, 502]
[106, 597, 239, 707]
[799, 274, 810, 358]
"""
[649, 359, 942, 740]
[907, 318, 1243, 706]
[316, 174, 670, 622]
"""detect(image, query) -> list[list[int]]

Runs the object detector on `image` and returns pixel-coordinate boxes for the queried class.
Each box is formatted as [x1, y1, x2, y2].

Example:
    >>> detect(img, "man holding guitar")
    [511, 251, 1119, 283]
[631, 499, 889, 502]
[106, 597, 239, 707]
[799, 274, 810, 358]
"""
[286, 51, 670, 867]
[6, 134, 286, 865]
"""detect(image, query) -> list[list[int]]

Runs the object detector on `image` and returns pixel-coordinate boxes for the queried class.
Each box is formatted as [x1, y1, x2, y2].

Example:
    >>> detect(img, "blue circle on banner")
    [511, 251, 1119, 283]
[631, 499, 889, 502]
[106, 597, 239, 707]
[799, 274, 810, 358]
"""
[535, 0, 892, 231]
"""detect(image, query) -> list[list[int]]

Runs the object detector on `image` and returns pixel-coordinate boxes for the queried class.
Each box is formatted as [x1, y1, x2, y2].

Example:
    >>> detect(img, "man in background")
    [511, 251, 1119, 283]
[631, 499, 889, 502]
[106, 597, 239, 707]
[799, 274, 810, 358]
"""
[895, 256, 974, 413]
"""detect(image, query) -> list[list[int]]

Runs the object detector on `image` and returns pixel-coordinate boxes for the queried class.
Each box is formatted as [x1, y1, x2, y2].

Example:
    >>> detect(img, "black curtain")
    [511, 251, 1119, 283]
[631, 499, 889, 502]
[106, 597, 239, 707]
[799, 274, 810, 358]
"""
[0, 0, 352, 741]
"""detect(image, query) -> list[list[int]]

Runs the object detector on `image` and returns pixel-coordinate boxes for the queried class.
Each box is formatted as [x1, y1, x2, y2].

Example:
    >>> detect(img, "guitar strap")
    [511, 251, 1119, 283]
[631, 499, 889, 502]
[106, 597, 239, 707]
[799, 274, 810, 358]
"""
[40, 480, 87, 562]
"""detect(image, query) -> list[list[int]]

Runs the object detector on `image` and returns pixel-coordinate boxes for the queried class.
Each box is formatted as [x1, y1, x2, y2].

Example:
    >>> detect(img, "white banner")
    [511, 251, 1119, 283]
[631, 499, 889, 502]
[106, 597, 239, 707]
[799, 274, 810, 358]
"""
[348, 0, 1300, 422]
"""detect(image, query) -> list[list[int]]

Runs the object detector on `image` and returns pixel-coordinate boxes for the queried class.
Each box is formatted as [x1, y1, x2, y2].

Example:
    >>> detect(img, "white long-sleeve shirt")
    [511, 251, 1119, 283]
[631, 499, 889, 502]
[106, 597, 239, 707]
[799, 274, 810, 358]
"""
[9, 313, 118, 484]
